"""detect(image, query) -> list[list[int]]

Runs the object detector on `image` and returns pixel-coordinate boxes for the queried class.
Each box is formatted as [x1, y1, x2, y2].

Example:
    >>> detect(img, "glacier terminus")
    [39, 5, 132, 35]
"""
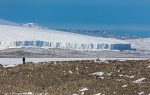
[0, 24, 131, 51]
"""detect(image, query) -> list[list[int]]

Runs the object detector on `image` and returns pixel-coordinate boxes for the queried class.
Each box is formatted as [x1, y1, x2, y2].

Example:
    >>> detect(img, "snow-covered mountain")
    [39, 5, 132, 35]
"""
[57, 29, 143, 40]
[0, 18, 143, 40]
[0, 18, 20, 26]
[22, 23, 48, 29]
[0, 18, 48, 30]
[0, 25, 131, 50]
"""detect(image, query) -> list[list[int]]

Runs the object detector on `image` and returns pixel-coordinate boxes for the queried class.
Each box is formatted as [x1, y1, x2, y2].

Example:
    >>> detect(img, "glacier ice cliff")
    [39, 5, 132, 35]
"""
[0, 25, 132, 51]
[0, 41, 131, 50]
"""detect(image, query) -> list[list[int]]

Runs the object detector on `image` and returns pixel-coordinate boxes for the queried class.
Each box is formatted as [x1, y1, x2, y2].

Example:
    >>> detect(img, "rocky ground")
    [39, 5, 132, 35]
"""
[0, 59, 150, 95]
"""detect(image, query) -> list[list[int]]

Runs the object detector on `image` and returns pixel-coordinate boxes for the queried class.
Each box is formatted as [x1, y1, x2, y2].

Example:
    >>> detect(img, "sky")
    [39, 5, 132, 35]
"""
[0, 0, 150, 37]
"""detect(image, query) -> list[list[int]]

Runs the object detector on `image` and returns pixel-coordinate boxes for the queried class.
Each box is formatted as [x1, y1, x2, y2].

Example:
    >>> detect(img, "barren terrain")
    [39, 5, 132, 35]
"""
[0, 59, 150, 95]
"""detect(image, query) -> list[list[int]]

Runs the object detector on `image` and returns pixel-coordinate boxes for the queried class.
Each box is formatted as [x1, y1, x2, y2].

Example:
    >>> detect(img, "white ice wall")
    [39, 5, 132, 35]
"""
[0, 41, 131, 50]
[0, 25, 131, 51]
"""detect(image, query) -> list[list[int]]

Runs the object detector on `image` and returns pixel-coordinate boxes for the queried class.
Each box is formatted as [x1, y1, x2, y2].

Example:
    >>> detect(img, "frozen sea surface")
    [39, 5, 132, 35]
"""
[0, 58, 148, 67]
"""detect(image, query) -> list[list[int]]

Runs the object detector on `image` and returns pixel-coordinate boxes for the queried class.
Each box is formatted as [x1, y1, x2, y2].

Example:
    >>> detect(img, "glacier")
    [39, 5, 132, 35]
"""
[0, 25, 131, 50]
[126, 38, 150, 50]
[0, 41, 131, 50]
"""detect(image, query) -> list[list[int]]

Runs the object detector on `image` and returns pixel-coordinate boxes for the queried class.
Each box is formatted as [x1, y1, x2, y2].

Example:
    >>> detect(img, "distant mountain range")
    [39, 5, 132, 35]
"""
[57, 29, 143, 40]
[0, 18, 143, 40]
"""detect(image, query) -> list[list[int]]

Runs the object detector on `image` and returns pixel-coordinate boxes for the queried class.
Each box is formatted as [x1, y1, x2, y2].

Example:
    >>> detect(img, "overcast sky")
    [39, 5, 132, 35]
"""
[0, 0, 150, 37]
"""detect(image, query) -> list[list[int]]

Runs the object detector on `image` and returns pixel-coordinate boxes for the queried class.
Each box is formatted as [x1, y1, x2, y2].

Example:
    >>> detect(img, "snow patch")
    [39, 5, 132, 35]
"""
[147, 66, 150, 68]
[94, 93, 105, 95]
[133, 78, 146, 83]
[106, 72, 113, 76]
[79, 88, 88, 92]
[89, 72, 104, 76]
[138, 92, 144, 95]
[119, 74, 134, 78]
[3, 64, 17, 68]
[100, 77, 104, 79]
[5, 92, 48, 95]
[121, 85, 128, 88]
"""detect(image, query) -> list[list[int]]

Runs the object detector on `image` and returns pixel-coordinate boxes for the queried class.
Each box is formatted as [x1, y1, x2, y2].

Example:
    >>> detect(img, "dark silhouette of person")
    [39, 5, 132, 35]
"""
[23, 57, 25, 64]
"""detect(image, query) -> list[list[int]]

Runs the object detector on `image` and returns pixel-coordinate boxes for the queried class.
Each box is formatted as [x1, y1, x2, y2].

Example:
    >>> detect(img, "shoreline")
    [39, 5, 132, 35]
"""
[0, 58, 149, 67]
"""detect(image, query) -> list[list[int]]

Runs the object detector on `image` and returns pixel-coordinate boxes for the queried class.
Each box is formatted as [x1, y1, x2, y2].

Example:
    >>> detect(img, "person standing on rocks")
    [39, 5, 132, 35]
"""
[23, 57, 25, 64]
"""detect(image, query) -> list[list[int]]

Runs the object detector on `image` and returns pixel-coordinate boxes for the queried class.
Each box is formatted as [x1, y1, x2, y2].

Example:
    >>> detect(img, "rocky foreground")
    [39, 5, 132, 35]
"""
[0, 59, 150, 95]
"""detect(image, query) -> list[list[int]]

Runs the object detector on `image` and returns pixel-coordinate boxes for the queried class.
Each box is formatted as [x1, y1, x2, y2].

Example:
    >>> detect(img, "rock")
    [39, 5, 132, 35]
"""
[0, 64, 3, 69]
[69, 70, 73, 74]
[96, 58, 101, 61]
[81, 91, 84, 95]
[76, 67, 79, 71]
[51, 61, 57, 66]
